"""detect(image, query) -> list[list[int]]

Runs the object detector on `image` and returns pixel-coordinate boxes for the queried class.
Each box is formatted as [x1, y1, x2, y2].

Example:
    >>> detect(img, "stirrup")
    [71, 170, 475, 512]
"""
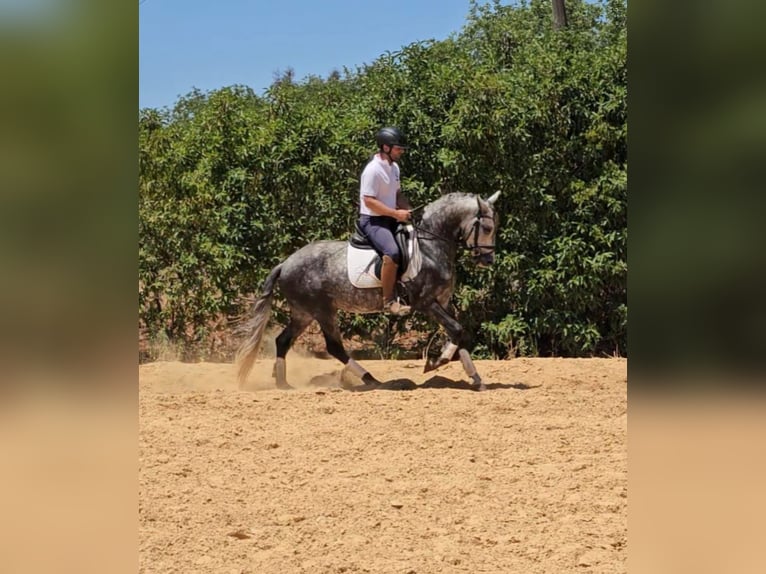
[383, 298, 411, 316]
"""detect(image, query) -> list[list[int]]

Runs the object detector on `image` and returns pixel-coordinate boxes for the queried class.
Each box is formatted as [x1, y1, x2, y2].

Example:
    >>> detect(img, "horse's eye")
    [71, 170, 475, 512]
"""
[482, 224, 493, 234]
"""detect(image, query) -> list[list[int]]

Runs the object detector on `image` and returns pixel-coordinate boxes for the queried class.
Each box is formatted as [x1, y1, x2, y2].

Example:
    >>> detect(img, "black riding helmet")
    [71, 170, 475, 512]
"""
[375, 126, 408, 150]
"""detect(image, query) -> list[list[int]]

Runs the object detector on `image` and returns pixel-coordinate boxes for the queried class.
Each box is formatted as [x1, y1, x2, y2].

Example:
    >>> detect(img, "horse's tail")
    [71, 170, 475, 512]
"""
[236, 264, 283, 386]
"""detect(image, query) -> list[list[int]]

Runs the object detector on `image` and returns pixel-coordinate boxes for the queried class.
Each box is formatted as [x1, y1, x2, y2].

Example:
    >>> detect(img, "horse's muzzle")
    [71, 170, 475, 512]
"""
[474, 251, 495, 266]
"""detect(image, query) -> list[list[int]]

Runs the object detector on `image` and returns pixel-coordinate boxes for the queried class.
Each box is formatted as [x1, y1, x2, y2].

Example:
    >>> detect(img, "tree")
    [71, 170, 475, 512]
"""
[552, 0, 568, 29]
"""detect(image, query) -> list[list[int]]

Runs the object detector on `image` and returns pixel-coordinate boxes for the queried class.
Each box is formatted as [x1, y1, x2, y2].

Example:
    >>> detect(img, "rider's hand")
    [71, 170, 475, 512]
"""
[394, 209, 411, 222]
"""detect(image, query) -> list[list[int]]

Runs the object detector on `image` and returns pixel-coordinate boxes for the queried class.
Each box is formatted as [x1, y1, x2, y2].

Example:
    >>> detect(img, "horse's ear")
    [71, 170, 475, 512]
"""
[487, 190, 501, 205]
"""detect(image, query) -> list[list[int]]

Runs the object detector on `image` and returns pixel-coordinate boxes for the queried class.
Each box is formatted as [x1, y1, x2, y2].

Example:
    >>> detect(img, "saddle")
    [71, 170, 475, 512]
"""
[349, 221, 411, 276]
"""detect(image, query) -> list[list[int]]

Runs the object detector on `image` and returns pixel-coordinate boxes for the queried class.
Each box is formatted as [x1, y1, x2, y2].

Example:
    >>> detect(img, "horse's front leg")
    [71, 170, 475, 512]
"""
[424, 303, 486, 391]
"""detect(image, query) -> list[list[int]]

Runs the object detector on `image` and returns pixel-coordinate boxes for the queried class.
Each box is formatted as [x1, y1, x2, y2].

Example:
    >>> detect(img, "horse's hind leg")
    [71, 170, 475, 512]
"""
[317, 315, 380, 386]
[273, 310, 313, 389]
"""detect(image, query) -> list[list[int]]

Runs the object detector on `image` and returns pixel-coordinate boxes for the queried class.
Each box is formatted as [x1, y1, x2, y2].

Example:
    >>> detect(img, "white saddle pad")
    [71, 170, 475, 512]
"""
[347, 224, 422, 289]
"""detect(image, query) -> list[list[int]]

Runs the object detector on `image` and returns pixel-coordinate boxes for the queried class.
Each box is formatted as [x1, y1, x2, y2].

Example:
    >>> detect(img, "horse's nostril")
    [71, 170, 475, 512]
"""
[473, 251, 494, 266]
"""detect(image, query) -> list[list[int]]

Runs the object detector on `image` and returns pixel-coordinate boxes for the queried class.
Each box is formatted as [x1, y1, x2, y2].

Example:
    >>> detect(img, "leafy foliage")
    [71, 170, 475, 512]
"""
[139, 0, 627, 360]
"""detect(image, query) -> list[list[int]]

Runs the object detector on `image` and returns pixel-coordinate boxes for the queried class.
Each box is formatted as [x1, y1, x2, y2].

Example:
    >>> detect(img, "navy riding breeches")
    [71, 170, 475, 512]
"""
[358, 215, 400, 265]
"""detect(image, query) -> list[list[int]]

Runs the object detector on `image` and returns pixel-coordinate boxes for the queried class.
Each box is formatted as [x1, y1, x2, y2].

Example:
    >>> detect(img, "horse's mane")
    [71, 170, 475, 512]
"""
[421, 192, 481, 222]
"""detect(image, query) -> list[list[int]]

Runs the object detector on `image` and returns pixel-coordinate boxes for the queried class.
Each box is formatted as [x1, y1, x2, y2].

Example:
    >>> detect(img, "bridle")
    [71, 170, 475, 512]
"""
[412, 197, 496, 255]
[463, 197, 497, 254]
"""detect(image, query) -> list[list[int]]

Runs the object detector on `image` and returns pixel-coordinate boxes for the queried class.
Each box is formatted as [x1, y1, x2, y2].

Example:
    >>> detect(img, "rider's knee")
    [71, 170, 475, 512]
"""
[383, 251, 400, 266]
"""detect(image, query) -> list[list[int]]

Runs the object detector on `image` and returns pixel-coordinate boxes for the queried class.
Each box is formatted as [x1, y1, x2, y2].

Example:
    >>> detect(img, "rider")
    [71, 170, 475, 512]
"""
[358, 126, 413, 316]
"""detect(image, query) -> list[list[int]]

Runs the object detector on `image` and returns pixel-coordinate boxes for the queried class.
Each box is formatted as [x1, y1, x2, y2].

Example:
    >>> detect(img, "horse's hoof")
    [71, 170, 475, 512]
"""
[348, 373, 381, 392]
[423, 357, 449, 373]
[470, 375, 486, 391]
[361, 373, 381, 386]
[473, 382, 487, 392]
[276, 382, 294, 390]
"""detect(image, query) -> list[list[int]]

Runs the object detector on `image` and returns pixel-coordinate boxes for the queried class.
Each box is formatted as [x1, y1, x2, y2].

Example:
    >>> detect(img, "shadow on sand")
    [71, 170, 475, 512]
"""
[349, 375, 539, 392]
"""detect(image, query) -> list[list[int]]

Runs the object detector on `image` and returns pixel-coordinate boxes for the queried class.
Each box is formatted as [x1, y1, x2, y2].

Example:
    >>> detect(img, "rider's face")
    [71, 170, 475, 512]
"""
[390, 145, 405, 161]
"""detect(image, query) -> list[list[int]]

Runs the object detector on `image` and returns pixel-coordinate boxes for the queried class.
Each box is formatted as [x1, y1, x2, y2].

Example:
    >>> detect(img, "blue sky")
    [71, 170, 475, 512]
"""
[139, 0, 484, 110]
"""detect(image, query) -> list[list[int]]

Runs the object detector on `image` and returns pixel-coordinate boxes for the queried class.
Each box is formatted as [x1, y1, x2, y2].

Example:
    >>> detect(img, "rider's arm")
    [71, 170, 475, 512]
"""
[396, 189, 412, 211]
[363, 196, 410, 222]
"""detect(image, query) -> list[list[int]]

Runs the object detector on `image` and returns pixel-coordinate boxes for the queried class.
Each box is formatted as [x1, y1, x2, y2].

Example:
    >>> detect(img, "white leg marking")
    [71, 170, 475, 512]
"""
[440, 342, 459, 362]
[274, 357, 287, 385]
[346, 358, 369, 379]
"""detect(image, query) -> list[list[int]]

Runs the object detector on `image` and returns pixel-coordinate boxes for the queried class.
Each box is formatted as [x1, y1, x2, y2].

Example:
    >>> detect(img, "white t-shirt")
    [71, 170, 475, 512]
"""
[359, 154, 400, 216]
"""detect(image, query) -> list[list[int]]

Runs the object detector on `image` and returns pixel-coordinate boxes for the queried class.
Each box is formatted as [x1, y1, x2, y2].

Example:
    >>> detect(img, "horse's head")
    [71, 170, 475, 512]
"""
[460, 191, 500, 267]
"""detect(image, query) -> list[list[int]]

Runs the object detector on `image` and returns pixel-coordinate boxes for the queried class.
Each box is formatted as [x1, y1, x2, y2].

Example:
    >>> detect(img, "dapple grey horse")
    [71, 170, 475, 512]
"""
[236, 191, 500, 390]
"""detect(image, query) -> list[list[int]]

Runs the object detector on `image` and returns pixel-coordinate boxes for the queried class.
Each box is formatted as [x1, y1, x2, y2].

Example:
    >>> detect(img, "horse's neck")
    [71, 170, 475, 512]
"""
[418, 208, 463, 264]
[421, 201, 468, 241]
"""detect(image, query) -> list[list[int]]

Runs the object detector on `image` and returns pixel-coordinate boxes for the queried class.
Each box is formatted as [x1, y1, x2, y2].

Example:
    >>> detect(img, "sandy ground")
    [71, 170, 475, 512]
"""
[139, 356, 627, 574]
